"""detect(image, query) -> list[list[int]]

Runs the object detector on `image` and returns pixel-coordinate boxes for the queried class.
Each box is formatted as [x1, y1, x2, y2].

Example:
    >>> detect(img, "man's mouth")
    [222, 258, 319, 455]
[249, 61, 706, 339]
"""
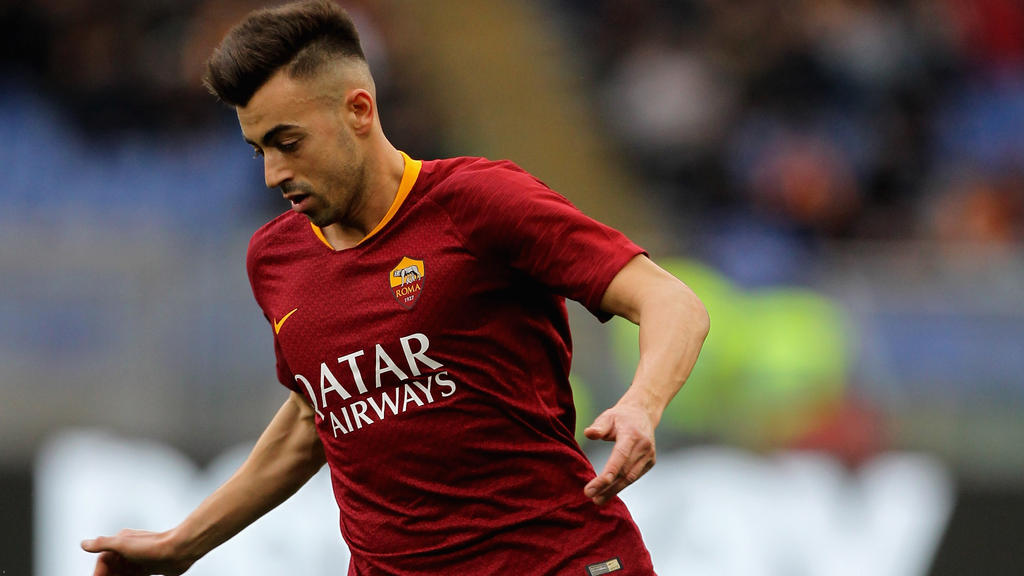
[281, 182, 316, 213]
[283, 190, 312, 211]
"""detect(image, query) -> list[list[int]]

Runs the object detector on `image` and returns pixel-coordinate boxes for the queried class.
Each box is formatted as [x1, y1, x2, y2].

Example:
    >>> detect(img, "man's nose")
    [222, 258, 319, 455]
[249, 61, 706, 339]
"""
[264, 152, 292, 189]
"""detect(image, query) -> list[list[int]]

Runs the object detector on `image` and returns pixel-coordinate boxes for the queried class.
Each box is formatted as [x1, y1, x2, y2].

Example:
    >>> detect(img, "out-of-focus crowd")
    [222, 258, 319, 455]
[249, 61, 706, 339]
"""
[2, 0, 1022, 258]
[560, 0, 1024, 284]
[0, 0, 441, 226]
[1, 0, 402, 131]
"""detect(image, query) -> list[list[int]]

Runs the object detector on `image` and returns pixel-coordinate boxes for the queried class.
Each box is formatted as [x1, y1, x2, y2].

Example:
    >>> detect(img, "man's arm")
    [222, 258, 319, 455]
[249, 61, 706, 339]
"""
[81, 390, 326, 576]
[583, 255, 710, 505]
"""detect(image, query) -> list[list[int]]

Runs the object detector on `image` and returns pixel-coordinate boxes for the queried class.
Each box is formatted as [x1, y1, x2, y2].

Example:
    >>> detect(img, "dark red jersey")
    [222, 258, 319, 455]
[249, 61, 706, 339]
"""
[247, 153, 655, 575]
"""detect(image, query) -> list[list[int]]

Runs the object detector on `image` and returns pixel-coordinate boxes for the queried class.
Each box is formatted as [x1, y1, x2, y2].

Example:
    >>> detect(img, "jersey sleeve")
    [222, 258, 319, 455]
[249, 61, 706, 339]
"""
[255, 309, 301, 393]
[442, 160, 646, 320]
[247, 231, 301, 393]
[271, 331, 300, 393]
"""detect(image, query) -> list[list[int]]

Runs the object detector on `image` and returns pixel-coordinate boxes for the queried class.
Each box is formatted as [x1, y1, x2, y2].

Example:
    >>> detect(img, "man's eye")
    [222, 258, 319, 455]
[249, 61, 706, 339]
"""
[278, 140, 300, 152]
[252, 147, 264, 159]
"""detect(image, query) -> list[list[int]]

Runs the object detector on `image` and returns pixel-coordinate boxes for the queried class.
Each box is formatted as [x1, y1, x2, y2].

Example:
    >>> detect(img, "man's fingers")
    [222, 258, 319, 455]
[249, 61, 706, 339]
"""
[92, 550, 122, 576]
[583, 404, 658, 504]
[583, 412, 613, 440]
[585, 433, 658, 505]
[84, 533, 144, 576]
[623, 455, 655, 488]
[584, 437, 636, 500]
[586, 472, 627, 506]
[589, 458, 653, 505]
[82, 537, 110, 553]
[583, 470, 613, 501]
[83, 529, 154, 553]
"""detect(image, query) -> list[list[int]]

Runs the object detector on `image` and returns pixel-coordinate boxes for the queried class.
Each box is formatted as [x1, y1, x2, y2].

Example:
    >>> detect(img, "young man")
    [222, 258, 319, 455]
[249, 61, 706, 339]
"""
[82, 1, 709, 574]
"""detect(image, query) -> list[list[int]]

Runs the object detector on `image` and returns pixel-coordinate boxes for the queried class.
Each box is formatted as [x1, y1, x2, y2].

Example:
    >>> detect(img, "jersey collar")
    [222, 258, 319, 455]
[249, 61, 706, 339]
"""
[311, 151, 423, 250]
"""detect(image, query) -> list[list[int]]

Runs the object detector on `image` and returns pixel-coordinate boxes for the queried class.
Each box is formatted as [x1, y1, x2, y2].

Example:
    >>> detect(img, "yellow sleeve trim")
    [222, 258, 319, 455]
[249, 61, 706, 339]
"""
[310, 151, 423, 250]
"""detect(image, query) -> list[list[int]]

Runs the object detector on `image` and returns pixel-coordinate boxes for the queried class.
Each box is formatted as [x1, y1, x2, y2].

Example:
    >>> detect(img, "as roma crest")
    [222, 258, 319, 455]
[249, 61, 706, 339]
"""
[389, 256, 425, 309]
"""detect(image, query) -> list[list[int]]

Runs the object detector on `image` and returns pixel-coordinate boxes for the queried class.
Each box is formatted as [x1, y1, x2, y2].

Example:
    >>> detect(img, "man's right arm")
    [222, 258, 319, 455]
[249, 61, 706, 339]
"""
[81, 390, 326, 576]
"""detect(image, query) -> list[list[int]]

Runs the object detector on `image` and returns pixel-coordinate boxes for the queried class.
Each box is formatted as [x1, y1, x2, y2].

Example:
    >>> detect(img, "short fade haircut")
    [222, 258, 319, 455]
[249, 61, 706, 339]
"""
[204, 0, 366, 107]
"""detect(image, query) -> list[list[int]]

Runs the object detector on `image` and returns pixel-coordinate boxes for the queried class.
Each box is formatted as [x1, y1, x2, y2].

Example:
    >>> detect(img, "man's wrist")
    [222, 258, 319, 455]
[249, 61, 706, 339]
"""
[165, 523, 206, 565]
[616, 386, 664, 429]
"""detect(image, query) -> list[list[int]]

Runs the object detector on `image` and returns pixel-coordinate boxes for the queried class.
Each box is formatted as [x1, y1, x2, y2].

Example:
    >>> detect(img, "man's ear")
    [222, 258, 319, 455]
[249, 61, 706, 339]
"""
[346, 89, 375, 135]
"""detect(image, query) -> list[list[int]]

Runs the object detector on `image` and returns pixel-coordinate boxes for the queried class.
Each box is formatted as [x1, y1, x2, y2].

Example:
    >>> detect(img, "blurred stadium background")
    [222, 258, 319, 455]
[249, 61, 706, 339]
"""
[2, 0, 1022, 574]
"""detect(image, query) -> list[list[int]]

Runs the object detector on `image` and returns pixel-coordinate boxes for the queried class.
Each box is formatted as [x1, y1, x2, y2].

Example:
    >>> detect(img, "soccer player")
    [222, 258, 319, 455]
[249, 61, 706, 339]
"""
[81, 1, 709, 574]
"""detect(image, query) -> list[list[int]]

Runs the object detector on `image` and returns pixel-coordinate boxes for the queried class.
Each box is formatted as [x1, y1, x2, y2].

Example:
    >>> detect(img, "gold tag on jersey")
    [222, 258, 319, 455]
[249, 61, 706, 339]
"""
[586, 557, 622, 575]
[389, 256, 425, 309]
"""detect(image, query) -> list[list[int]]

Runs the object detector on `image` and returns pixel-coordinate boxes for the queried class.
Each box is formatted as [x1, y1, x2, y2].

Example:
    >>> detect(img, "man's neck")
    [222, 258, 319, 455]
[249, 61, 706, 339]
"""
[320, 145, 405, 250]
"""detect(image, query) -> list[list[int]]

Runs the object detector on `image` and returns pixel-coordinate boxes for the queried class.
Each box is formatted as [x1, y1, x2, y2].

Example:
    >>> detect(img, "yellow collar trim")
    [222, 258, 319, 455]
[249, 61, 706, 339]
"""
[311, 151, 422, 250]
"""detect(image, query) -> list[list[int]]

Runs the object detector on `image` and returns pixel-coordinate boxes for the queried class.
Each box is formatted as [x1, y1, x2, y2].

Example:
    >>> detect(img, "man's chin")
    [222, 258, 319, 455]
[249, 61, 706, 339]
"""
[305, 211, 336, 229]
[306, 214, 330, 228]
[292, 202, 323, 225]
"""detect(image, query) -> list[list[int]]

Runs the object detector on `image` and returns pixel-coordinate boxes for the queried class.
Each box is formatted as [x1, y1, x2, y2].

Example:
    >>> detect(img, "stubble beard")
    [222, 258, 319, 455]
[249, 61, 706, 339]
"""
[309, 160, 369, 230]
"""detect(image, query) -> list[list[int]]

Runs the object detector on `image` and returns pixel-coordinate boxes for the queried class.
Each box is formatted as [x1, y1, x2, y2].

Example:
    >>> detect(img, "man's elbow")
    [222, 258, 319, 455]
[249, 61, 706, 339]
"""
[680, 283, 710, 341]
[644, 274, 710, 339]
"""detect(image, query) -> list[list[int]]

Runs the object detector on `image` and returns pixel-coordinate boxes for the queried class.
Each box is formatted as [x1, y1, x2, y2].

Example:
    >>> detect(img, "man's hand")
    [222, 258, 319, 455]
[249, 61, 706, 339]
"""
[81, 529, 195, 576]
[79, 391, 324, 576]
[582, 403, 657, 506]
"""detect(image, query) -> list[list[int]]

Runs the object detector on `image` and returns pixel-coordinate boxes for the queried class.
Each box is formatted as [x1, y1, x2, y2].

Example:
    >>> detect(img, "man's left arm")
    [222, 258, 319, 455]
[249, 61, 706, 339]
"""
[583, 254, 710, 505]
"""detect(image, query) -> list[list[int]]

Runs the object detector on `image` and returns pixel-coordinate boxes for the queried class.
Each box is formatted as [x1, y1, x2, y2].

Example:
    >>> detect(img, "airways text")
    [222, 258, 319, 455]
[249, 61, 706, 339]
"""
[292, 332, 458, 437]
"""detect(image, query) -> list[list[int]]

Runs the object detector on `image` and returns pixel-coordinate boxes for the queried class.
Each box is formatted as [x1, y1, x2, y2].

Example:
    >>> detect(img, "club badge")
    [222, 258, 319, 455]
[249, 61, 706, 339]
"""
[389, 257, 425, 309]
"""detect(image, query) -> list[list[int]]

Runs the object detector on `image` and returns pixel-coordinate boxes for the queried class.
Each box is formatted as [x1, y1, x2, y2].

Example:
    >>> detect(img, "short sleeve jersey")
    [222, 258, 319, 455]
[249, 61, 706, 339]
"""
[247, 154, 655, 575]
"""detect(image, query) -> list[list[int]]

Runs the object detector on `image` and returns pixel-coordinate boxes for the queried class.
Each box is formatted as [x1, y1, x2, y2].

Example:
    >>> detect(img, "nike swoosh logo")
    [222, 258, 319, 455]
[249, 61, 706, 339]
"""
[274, 308, 298, 334]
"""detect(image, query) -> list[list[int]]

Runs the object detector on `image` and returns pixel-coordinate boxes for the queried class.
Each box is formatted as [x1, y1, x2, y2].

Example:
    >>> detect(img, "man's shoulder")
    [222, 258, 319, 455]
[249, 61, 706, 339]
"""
[419, 156, 534, 192]
[246, 210, 308, 272]
[250, 208, 305, 246]
[416, 156, 544, 214]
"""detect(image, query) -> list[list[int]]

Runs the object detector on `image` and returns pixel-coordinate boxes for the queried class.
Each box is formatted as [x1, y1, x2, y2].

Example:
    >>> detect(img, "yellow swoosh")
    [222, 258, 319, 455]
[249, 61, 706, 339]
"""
[274, 308, 298, 334]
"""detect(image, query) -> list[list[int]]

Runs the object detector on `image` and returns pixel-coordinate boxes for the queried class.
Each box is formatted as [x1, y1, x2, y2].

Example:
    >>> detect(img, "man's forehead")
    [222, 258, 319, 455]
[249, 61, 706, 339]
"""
[237, 73, 310, 129]
[236, 68, 354, 137]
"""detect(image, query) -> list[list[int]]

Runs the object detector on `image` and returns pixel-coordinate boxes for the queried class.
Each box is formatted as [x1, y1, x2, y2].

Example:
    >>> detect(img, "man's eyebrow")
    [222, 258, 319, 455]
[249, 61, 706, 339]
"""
[244, 124, 298, 147]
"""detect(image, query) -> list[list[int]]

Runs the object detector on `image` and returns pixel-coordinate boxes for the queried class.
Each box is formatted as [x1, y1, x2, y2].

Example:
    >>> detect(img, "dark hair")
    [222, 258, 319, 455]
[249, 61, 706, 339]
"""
[203, 0, 366, 107]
